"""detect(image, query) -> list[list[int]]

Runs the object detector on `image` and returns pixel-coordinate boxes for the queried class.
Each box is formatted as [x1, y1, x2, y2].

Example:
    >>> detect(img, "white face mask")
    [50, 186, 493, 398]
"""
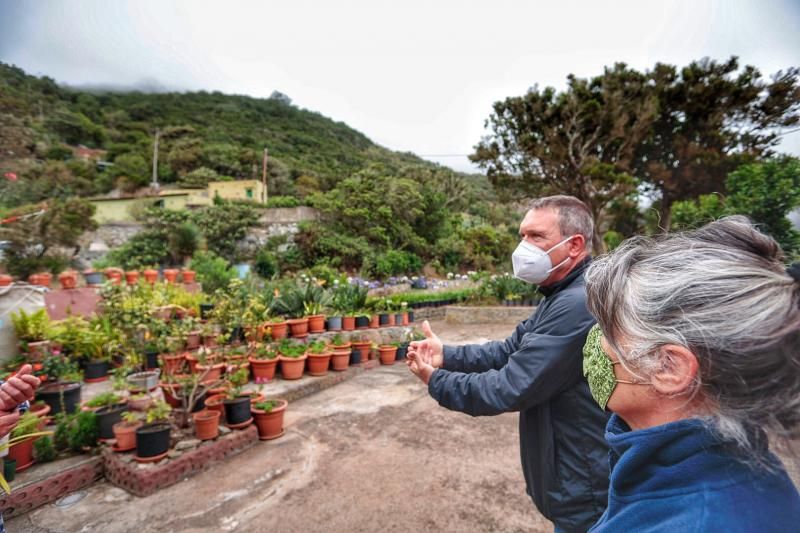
[512, 236, 574, 285]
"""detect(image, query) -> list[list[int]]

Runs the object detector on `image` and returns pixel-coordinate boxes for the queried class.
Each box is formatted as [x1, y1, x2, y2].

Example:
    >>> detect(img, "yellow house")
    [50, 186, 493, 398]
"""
[182, 179, 267, 206]
[89, 180, 267, 223]
[90, 192, 190, 223]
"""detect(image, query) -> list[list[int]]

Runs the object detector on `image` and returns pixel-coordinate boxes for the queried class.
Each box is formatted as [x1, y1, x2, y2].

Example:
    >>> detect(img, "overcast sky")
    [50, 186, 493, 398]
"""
[1, 0, 798, 173]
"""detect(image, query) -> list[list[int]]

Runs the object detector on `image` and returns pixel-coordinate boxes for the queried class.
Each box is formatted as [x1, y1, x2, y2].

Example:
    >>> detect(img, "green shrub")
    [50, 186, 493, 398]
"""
[373, 250, 422, 278]
[266, 195, 300, 208]
[254, 248, 278, 279]
[54, 411, 99, 453]
[34, 436, 57, 463]
[189, 250, 236, 294]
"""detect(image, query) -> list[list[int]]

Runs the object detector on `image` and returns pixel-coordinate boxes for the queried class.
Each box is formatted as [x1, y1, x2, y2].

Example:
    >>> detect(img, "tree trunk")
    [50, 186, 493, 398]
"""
[658, 194, 673, 233]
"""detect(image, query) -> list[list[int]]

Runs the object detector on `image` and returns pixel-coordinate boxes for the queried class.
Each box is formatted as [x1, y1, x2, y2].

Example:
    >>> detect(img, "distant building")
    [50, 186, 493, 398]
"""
[89, 179, 267, 223]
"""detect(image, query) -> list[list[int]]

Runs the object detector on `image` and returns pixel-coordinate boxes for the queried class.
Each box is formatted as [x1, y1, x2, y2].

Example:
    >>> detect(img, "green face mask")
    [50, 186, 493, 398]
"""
[582, 324, 647, 411]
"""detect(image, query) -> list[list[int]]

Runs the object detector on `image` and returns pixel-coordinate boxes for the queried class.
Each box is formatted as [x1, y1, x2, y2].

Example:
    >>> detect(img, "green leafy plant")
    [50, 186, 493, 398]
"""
[33, 435, 57, 463]
[278, 340, 306, 358]
[11, 308, 51, 342]
[253, 400, 280, 412]
[84, 392, 124, 409]
[251, 343, 278, 360]
[306, 340, 329, 354]
[145, 400, 172, 424]
[54, 411, 99, 453]
[225, 367, 250, 399]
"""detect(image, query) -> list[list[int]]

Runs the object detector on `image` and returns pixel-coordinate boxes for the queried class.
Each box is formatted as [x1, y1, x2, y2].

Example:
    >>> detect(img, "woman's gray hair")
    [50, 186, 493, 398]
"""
[585, 216, 800, 462]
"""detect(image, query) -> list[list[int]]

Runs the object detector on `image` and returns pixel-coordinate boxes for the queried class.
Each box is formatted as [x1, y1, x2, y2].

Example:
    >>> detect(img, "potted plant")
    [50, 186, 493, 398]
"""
[249, 343, 279, 381]
[0, 274, 13, 287]
[11, 308, 51, 360]
[142, 268, 159, 284]
[378, 343, 399, 365]
[330, 334, 352, 371]
[37, 353, 83, 415]
[355, 312, 371, 330]
[193, 409, 220, 441]
[127, 391, 153, 412]
[222, 368, 252, 428]
[182, 269, 196, 284]
[351, 336, 372, 363]
[58, 270, 78, 290]
[252, 399, 288, 440]
[7, 412, 42, 472]
[135, 400, 172, 462]
[87, 393, 129, 441]
[263, 316, 288, 341]
[278, 340, 307, 380]
[112, 411, 142, 452]
[80, 328, 113, 383]
[305, 340, 331, 376]
[201, 323, 220, 348]
[303, 303, 326, 335]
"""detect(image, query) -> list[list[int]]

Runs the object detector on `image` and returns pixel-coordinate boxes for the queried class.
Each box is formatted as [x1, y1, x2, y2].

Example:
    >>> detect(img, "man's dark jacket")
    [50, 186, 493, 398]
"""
[428, 259, 610, 532]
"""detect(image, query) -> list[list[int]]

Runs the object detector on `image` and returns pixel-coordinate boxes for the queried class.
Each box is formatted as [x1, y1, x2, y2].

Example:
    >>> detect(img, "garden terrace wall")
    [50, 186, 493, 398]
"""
[103, 425, 258, 497]
[0, 455, 103, 519]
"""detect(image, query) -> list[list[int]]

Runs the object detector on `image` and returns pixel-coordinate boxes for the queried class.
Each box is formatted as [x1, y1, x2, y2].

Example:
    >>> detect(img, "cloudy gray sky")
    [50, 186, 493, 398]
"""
[1, 0, 799, 173]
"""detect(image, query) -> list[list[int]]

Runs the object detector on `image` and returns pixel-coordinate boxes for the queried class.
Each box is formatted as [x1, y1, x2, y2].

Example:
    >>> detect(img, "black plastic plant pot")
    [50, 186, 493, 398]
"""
[136, 423, 171, 458]
[223, 397, 251, 425]
[199, 303, 215, 320]
[396, 343, 409, 361]
[84, 360, 110, 382]
[96, 403, 129, 440]
[145, 350, 159, 370]
[229, 327, 245, 343]
[191, 391, 207, 413]
[378, 313, 390, 326]
[349, 348, 362, 365]
[36, 381, 81, 415]
[355, 316, 370, 329]
[3, 458, 16, 483]
[408, 311, 415, 323]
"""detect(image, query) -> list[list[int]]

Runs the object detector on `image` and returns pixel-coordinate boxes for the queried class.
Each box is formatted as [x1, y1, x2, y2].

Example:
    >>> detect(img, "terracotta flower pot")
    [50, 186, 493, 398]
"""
[249, 356, 279, 380]
[8, 437, 35, 472]
[58, 271, 78, 289]
[244, 325, 263, 343]
[193, 409, 220, 441]
[29, 401, 51, 420]
[185, 331, 201, 350]
[378, 345, 398, 365]
[202, 334, 218, 348]
[104, 268, 123, 285]
[125, 271, 140, 285]
[112, 420, 142, 451]
[330, 347, 351, 371]
[160, 353, 186, 375]
[252, 399, 288, 440]
[278, 355, 307, 380]
[306, 314, 326, 333]
[286, 318, 309, 338]
[402, 312, 409, 326]
[265, 321, 288, 340]
[352, 341, 372, 362]
[205, 394, 226, 419]
[127, 395, 153, 412]
[160, 383, 183, 408]
[386, 314, 396, 327]
[370, 315, 379, 328]
[0, 274, 12, 287]
[143, 269, 159, 284]
[306, 351, 331, 376]
[196, 362, 225, 382]
[163, 269, 179, 284]
[182, 269, 196, 283]
[342, 316, 356, 331]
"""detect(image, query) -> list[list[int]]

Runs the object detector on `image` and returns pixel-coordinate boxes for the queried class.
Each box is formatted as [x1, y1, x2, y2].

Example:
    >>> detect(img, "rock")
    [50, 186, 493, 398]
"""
[120, 453, 135, 463]
[175, 439, 201, 451]
[219, 425, 232, 435]
[168, 449, 182, 459]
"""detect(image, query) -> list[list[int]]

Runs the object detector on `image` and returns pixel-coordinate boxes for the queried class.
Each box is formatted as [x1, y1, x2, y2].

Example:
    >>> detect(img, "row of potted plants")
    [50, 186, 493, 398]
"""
[10, 268, 199, 289]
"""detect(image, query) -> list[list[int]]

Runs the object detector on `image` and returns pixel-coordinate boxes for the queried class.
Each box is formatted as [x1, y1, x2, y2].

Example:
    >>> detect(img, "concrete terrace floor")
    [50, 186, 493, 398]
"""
[9, 320, 800, 533]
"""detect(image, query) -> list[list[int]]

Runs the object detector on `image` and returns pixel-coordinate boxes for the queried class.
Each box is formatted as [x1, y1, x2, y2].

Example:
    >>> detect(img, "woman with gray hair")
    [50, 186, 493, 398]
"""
[582, 216, 800, 532]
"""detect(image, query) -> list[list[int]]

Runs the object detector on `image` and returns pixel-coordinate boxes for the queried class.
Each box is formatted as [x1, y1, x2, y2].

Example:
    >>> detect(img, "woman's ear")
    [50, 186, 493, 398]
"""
[651, 344, 699, 395]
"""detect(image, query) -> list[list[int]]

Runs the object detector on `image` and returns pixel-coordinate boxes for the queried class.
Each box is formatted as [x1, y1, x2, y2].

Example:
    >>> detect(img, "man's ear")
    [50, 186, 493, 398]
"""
[568, 234, 586, 257]
[651, 344, 699, 395]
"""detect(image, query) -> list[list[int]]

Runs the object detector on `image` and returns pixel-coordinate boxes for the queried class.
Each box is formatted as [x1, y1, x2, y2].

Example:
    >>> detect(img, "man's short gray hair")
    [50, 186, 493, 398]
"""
[585, 216, 800, 465]
[528, 195, 594, 252]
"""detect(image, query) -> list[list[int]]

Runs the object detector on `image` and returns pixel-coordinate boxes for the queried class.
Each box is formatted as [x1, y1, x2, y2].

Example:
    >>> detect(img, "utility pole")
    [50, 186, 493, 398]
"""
[151, 129, 160, 191]
[261, 147, 268, 204]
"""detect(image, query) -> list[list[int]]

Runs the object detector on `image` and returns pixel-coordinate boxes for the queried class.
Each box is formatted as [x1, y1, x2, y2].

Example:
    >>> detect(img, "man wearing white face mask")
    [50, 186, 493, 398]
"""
[407, 195, 609, 533]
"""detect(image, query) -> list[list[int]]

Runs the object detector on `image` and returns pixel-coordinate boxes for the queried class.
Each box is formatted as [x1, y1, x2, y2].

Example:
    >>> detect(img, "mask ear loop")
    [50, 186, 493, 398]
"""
[545, 235, 575, 274]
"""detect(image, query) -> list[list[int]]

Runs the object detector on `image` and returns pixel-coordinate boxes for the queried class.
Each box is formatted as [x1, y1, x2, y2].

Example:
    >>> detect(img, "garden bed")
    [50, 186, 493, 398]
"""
[444, 305, 535, 325]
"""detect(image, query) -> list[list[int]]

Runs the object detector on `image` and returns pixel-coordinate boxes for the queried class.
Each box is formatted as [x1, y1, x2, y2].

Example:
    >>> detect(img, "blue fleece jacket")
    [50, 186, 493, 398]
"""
[590, 414, 800, 532]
